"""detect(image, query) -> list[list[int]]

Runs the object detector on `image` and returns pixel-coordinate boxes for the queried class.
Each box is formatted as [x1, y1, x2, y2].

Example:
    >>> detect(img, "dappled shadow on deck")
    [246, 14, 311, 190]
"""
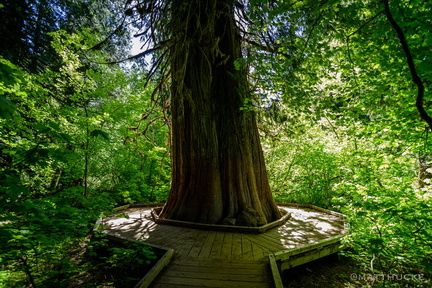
[99, 205, 346, 287]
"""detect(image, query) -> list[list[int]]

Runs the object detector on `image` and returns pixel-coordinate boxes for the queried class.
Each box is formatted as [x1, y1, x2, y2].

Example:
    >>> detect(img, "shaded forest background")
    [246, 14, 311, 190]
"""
[0, 0, 431, 287]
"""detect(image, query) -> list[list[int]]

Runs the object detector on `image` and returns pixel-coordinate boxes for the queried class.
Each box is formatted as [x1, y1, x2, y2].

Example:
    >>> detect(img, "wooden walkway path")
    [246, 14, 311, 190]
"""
[100, 205, 346, 288]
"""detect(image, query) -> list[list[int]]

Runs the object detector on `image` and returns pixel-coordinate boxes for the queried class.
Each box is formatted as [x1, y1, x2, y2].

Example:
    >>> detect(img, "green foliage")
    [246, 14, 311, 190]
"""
[254, 3, 432, 283]
[262, 109, 431, 286]
[2, 0, 432, 287]
[0, 28, 169, 286]
[341, 191, 432, 277]
[264, 125, 346, 208]
[105, 242, 156, 270]
[82, 238, 158, 287]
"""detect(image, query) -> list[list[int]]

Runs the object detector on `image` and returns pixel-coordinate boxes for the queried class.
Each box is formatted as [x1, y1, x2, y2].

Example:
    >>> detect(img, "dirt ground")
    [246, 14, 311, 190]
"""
[282, 254, 430, 288]
[282, 254, 360, 288]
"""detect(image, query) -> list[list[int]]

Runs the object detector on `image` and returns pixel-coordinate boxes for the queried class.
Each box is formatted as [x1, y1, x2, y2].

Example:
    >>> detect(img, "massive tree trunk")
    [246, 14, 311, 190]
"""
[159, 0, 281, 225]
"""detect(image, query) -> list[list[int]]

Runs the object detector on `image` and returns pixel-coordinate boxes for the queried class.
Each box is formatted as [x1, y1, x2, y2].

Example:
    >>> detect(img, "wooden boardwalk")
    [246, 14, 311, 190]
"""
[100, 205, 346, 288]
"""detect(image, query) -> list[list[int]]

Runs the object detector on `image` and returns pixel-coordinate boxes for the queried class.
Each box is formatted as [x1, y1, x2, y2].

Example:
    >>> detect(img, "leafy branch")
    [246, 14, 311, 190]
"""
[384, 0, 432, 130]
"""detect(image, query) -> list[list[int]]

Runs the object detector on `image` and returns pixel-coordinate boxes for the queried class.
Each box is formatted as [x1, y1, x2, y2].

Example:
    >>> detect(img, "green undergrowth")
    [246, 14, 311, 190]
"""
[264, 123, 432, 287]
[0, 236, 161, 288]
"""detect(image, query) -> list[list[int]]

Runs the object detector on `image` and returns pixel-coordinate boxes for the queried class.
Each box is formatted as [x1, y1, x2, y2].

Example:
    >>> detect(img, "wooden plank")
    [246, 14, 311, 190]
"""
[167, 263, 268, 276]
[170, 258, 268, 269]
[273, 235, 344, 261]
[261, 229, 305, 250]
[129, 203, 165, 208]
[172, 230, 206, 257]
[196, 231, 217, 259]
[140, 223, 174, 243]
[243, 234, 283, 253]
[187, 230, 209, 258]
[147, 226, 195, 248]
[104, 233, 170, 252]
[256, 229, 287, 247]
[269, 254, 284, 288]
[220, 232, 233, 260]
[231, 233, 243, 258]
[112, 204, 131, 212]
[251, 242, 266, 261]
[151, 284, 194, 288]
[152, 211, 290, 234]
[161, 269, 269, 282]
[280, 242, 344, 271]
[241, 236, 254, 261]
[259, 238, 283, 254]
[133, 221, 160, 241]
[256, 207, 292, 233]
[209, 231, 224, 259]
[135, 248, 174, 288]
[102, 204, 347, 288]
[276, 203, 347, 218]
[154, 275, 272, 288]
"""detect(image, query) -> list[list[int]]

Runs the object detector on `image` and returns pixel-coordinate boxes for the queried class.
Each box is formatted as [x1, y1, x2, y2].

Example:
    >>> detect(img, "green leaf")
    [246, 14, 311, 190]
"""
[0, 96, 15, 119]
[90, 129, 110, 141]
[369, 238, 384, 246]
[233, 58, 246, 71]
[54, 132, 73, 143]
[48, 121, 61, 131]
[421, 261, 432, 273]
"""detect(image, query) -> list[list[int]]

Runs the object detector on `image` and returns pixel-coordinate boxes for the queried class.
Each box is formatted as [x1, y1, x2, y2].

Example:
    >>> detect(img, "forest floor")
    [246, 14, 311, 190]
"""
[282, 253, 362, 288]
[282, 253, 430, 288]
[67, 239, 165, 288]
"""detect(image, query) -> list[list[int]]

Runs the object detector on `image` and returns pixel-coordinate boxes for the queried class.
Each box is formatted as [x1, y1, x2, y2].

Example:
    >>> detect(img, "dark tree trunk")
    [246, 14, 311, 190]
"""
[159, 0, 281, 225]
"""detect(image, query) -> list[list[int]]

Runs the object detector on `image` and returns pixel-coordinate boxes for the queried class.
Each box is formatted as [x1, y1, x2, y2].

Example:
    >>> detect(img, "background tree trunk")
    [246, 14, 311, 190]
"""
[159, 0, 281, 225]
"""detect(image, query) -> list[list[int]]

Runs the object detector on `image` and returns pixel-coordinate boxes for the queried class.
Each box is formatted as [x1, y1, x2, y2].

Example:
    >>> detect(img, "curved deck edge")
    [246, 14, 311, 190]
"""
[95, 203, 349, 288]
[151, 207, 292, 233]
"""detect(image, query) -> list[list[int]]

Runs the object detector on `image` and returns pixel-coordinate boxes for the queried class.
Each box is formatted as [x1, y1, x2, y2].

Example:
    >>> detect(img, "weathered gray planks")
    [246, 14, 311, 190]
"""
[151, 259, 272, 288]
[100, 204, 346, 288]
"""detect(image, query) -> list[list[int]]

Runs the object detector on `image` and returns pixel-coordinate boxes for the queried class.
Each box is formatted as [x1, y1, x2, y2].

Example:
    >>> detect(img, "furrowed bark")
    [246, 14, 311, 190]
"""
[159, 0, 280, 225]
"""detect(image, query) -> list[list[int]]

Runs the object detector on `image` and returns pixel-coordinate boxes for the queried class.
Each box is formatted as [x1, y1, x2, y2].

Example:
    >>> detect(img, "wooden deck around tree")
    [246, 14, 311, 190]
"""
[150, 259, 272, 288]
[99, 205, 346, 288]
